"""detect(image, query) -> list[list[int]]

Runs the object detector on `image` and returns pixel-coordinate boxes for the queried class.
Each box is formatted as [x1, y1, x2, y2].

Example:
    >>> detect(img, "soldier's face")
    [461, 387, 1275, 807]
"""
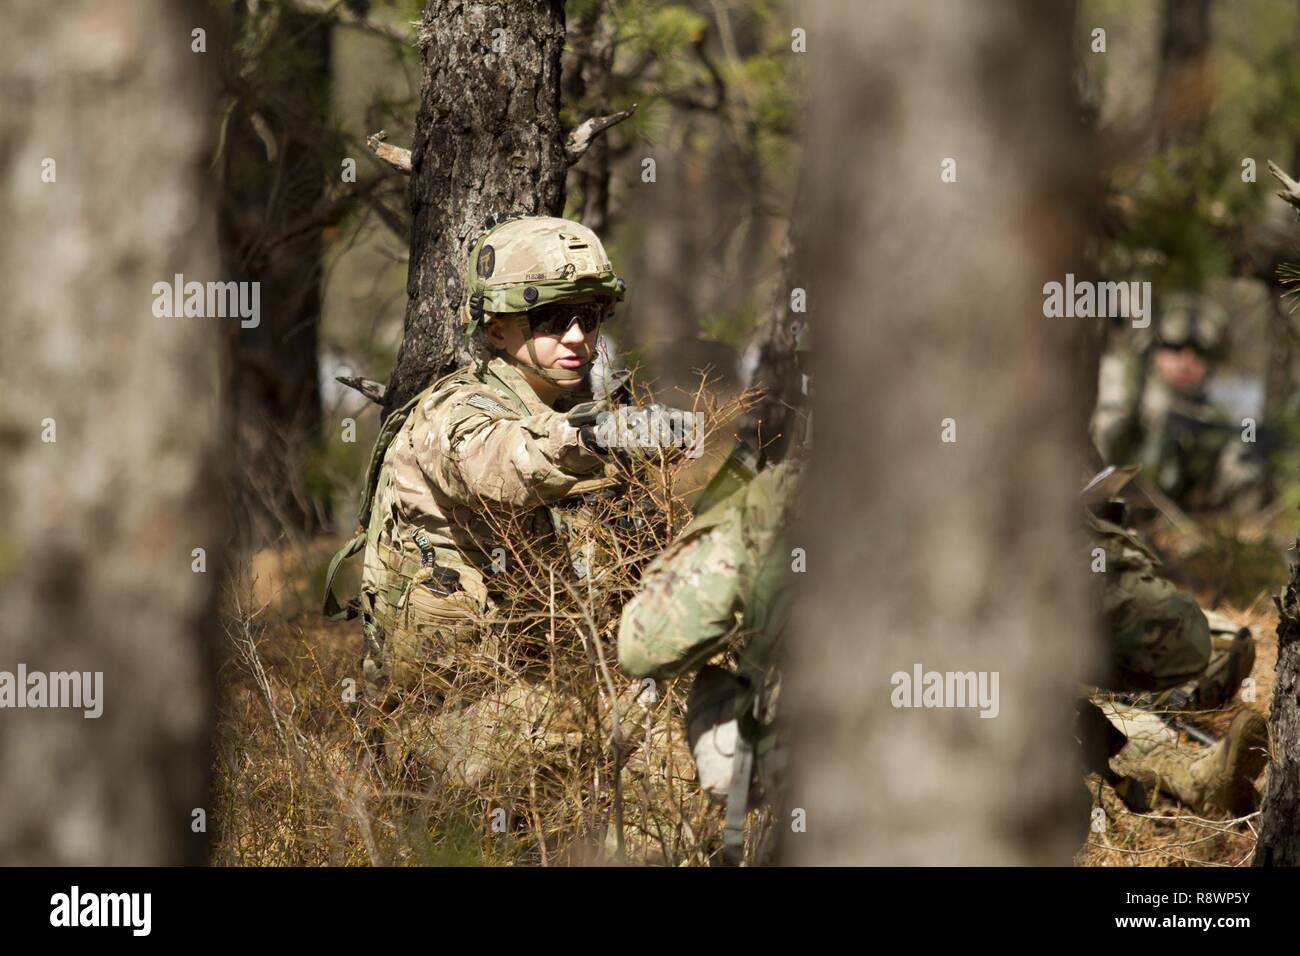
[1153, 345, 1209, 394]
[487, 297, 601, 396]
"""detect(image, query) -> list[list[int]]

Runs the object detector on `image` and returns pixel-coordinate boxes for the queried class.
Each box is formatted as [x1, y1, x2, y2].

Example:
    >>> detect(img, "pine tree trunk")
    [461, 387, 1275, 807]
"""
[0, 0, 225, 864]
[383, 0, 569, 417]
[784, 0, 1098, 865]
[1254, 541, 1300, 865]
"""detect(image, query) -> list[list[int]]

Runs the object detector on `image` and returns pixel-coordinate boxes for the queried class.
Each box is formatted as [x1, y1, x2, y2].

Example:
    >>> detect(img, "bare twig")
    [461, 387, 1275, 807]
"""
[335, 375, 387, 406]
[367, 130, 413, 174]
[1268, 159, 1300, 213]
[565, 105, 638, 166]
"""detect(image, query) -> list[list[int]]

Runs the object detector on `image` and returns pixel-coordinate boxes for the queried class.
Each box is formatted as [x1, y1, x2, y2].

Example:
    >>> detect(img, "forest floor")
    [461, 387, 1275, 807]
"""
[209, 532, 735, 866]
[208, 512, 1294, 867]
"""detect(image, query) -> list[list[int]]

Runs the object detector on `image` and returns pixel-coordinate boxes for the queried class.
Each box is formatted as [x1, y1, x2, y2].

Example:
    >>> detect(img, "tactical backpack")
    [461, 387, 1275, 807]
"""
[321, 367, 467, 622]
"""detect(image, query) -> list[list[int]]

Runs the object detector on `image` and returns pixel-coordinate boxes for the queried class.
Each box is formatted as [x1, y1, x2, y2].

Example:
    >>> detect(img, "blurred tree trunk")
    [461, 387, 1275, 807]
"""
[784, 0, 1098, 865]
[1254, 544, 1300, 865]
[0, 0, 224, 864]
[218, 2, 330, 543]
[1156, 0, 1212, 147]
[383, 0, 569, 417]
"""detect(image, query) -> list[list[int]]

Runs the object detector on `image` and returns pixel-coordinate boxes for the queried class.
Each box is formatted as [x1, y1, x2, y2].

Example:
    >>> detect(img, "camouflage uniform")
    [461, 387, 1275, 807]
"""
[1092, 294, 1265, 514]
[619, 456, 801, 860]
[1085, 505, 1263, 817]
[620, 458, 800, 682]
[1087, 509, 1210, 692]
[359, 354, 616, 704]
[328, 213, 655, 779]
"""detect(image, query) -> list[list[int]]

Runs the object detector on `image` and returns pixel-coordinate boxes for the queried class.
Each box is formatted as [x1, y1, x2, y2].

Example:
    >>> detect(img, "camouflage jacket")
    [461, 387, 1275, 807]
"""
[360, 356, 614, 624]
[1086, 509, 1210, 692]
[618, 458, 802, 683]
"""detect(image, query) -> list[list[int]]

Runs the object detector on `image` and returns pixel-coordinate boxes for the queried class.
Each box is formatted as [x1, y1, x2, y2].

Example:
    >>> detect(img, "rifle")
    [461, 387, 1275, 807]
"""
[1120, 687, 1219, 746]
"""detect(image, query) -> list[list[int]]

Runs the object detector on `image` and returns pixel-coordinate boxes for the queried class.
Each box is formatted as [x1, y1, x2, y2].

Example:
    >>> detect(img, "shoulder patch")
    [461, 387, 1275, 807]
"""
[464, 393, 514, 416]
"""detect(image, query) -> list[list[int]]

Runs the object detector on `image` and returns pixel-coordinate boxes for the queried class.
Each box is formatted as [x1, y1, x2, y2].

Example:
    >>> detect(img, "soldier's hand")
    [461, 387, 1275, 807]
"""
[598, 403, 702, 460]
[566, 401, 611, 455]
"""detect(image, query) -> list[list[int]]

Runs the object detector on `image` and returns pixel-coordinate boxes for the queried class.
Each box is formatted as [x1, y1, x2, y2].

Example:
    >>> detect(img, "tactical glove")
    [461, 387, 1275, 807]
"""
[566, 402, 701, 459]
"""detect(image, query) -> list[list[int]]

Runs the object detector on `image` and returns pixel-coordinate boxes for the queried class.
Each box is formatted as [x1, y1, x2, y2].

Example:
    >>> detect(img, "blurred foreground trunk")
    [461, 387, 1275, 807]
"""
[0, 0, 224, 864]
[784, 0, 1099, 865]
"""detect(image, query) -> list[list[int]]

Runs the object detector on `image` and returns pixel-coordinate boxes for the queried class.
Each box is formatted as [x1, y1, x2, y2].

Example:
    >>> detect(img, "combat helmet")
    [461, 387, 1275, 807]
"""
[1154, 293, 1229, 360]
[461, 212, 627, 383]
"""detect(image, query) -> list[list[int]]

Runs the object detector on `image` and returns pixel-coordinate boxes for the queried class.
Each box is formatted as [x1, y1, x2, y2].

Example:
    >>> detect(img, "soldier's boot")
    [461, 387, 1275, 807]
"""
[1076, 698, 1150, 812]
[405, 675, 655, 790]
[1122, 710, 1269, 817]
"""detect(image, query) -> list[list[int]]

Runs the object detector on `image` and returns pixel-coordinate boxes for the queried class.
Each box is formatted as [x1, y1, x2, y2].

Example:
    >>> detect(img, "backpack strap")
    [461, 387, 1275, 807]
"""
[322, 531, 367, 621]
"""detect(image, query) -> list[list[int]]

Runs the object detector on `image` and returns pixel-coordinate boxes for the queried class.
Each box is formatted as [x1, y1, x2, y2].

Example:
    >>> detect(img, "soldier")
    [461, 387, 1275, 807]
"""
[618, 328, 811, 864]
[323, 212, 678, 781]
[619, 455, 800, 864]
[1092, 293, 1266, 514]
[1080, 467, 1266, 819]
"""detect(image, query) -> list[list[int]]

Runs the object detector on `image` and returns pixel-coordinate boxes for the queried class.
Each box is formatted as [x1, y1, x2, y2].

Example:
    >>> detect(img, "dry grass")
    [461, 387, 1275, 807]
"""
[210, 376, 769, 866]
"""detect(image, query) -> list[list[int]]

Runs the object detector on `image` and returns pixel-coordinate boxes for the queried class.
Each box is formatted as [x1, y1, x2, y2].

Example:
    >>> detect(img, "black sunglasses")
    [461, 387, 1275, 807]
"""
[525, 301, 608, 336]
[1158, 340, 1209, 356]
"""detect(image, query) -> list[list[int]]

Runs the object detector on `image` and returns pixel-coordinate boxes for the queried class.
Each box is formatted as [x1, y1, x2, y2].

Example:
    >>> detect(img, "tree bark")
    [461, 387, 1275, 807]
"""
[383, 0, 569, 417]
[217, 3, 330, 542]
[784, 0, 1099, 865]
[1254, 540, 1300, 865]
[0, 0, 225, 864]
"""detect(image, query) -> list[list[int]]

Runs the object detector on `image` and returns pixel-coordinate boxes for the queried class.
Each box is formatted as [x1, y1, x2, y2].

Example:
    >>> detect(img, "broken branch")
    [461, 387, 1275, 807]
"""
[336, 375, 387, 406]
[367, 130, 412, 175]
[565, 105, 638, 166]
[1268, 160, 1300, 213]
